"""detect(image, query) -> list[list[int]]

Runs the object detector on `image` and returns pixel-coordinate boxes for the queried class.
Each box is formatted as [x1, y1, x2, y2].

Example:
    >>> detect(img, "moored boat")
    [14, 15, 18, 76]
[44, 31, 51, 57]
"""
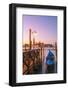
[46, 50, 55, 73]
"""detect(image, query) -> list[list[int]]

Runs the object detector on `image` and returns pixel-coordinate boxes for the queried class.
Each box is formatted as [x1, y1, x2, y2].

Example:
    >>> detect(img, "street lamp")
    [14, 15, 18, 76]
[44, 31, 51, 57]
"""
[29, 28, 37, 50]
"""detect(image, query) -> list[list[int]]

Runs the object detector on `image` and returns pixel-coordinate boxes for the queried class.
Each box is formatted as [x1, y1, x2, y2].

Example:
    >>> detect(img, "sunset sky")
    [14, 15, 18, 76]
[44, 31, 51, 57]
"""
[23, 15, 57, 44]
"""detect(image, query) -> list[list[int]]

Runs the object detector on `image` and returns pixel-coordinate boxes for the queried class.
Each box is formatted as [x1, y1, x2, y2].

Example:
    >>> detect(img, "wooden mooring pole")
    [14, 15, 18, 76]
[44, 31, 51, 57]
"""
[29, 29, 32, 50]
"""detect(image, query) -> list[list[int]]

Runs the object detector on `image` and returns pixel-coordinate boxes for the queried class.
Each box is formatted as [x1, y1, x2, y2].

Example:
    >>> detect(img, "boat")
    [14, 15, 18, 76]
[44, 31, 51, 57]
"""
[46, 50, 55, 73]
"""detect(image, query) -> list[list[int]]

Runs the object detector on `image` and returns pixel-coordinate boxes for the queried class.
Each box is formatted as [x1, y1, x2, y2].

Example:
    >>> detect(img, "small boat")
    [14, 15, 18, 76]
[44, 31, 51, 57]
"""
[46, 50, 55, 73]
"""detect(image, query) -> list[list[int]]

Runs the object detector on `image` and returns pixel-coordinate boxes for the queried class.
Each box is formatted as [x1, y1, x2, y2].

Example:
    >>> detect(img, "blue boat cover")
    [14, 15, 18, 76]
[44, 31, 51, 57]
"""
[46, 50, 55, 65]
[46, 59, 54, 65]
[47, 50, 54, 58]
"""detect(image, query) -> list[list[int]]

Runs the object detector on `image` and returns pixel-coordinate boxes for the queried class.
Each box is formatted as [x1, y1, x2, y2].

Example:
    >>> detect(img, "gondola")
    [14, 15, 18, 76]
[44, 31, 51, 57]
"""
[46, 50, 55, 73]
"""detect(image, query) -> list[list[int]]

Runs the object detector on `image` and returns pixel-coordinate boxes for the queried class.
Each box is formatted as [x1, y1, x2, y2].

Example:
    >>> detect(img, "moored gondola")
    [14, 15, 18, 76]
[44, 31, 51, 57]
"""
[46, 50, 55, 73]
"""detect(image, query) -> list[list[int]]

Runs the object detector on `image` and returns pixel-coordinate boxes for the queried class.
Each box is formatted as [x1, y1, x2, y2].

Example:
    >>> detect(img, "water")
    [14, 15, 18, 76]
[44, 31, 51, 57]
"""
[23, 47, 57, 74]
